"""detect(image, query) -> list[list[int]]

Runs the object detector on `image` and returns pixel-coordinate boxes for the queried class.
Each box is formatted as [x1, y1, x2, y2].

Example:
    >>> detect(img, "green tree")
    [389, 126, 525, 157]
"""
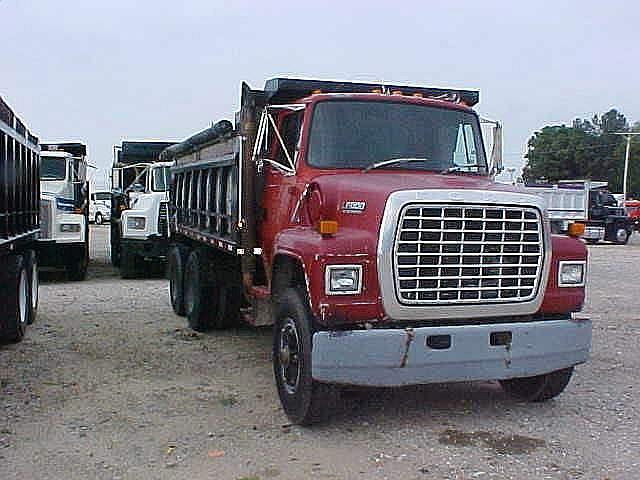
[523, 109, 639, 197]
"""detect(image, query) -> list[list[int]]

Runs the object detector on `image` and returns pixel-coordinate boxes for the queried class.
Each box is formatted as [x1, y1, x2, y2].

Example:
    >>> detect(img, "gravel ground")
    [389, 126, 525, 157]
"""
[1, 225, 639, 480]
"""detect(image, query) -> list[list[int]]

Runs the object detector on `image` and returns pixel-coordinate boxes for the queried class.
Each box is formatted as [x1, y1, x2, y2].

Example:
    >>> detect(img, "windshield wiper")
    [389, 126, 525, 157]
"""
[363, 157, 429, 173]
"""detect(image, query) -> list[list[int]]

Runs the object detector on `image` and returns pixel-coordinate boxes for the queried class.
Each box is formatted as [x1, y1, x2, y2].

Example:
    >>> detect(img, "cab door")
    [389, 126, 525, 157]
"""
[257, 110, 303, 270]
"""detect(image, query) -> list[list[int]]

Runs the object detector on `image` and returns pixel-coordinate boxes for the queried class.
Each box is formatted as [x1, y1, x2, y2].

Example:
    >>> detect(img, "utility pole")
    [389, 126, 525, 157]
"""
[613, 132, 640, 204]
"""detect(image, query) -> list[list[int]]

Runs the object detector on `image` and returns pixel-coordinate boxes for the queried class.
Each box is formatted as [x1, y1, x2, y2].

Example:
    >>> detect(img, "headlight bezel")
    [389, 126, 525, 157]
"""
[325, 264, 363, 295]
[59, 223, 81, 233]
[126, 216, 147, 230]
[558, 260, 586, 287]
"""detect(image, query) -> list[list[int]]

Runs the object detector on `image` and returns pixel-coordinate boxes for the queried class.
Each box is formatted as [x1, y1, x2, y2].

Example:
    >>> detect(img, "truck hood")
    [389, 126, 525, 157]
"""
[311, 171, 531, 222]
[41, 180, 73, 200]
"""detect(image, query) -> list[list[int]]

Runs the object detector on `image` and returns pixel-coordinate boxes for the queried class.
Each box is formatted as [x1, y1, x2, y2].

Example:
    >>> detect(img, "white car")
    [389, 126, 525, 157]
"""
[89, 191, 111, 225]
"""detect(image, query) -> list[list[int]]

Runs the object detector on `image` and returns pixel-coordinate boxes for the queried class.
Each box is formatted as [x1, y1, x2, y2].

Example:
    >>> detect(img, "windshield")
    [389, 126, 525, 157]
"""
[152, 166, 170, 191]
[307, 101, 487, 173]
[95, 192, 111, 201]
[40, 156, 67, 180]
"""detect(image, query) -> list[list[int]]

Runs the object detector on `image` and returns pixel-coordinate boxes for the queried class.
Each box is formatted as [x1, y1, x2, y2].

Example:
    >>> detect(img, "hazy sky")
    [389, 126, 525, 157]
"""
[2, 0, 638, 186]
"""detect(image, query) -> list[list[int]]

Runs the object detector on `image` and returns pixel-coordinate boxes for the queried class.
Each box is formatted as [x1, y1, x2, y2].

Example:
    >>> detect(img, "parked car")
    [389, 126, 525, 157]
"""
[90, 191, 111, 224]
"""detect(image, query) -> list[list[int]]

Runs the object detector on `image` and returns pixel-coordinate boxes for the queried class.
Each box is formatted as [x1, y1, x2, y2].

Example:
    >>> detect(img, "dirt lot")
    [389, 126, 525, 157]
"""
[1, 225, 639, 479]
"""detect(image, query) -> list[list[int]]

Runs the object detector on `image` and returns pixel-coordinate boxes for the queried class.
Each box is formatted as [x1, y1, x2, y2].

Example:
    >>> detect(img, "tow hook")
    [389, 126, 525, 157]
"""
[399, 327, 415, 368]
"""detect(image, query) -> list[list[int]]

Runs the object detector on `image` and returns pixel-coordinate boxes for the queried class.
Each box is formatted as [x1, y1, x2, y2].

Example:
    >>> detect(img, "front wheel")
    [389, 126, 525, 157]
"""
[120, 248, 138, 279]
[273, 288, 340, 425]
[613, 225, 630, 245]
[95, 212, 103, 225]
[67, 245, 88, 281]
[500, 367, 574, 402]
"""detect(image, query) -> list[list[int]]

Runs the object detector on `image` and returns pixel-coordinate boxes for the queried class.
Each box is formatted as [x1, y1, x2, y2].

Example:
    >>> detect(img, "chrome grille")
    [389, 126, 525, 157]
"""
[158, 201, 169, 237]
[39, 199, 52, 239]
[394, 204, 544, 305]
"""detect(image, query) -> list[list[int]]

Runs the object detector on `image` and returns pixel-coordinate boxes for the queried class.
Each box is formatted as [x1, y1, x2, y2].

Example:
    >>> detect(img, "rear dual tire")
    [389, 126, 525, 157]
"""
[182, 248, 241, 331]
[168, 244, 189, 316]
[1, 251, 38, 343]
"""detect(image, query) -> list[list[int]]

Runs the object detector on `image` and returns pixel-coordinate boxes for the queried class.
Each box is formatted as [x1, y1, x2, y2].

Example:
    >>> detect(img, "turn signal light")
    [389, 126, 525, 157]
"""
[391, 90, 403, 95]
[568, 222, 585, 237]
[318, 220, 338, 235]
[371, 88, 382, 94]
[311, 89, 322, 94]
[73, 207, 82, 214]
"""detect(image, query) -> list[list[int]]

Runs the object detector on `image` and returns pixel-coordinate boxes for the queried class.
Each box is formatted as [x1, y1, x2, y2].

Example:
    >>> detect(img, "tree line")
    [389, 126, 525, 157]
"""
[522, 109, 640, 197]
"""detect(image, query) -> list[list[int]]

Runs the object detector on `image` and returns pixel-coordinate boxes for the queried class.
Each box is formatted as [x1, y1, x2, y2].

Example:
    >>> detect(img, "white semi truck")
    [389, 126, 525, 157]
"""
[110, 141, 174, 278]
[38, 143, 90, 280]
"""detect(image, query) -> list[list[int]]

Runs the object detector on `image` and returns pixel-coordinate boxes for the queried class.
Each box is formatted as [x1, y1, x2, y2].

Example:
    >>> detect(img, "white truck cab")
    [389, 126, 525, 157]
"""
[110, 141, 174, 278]
[89, 191, 112, 224]
[38, 143, 89, 280]
[120, 162, 171, 241]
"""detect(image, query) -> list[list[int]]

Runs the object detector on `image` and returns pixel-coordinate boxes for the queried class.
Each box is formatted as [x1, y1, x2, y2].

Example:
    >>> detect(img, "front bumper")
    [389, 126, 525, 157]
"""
[582, 226, 604, 241]
[312, 318, 591, 387]
[121, 236, 168, 260]
[37, 241, 85, 267]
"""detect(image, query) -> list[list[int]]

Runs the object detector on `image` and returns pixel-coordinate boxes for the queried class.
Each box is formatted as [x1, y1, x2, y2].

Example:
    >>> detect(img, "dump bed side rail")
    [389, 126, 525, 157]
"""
[0, 96, 40, 249]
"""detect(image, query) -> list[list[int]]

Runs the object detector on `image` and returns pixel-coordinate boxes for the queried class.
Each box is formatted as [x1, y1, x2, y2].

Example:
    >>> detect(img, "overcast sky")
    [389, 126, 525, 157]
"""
[2, 0, 638, 186]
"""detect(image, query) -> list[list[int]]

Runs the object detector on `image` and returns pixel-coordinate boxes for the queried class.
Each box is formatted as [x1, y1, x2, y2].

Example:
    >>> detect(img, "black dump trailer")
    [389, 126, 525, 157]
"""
[0, 96, 40, 342]
[110, 141, 174, 266]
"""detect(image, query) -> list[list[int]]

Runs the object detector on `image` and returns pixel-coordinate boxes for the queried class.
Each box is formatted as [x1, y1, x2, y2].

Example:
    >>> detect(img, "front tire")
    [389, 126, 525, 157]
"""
[120, 248, 138, 279]
[95, 212, 103, 225]
[500, 367, 574, 402]
[273, 288, 339, 425]
[67, 245, 88, 281]
[613, 225, 630, 245]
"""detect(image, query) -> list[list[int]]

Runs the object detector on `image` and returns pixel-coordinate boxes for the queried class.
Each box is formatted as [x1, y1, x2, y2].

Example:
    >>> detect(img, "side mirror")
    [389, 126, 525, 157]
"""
[490, 122, 503, 176]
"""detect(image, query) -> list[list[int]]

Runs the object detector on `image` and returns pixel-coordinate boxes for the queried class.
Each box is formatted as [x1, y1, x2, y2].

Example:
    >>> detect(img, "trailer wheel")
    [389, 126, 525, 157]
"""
[168, 244, 189, 316]
[24, 250, 39, 324]
[0, 255, 29, 343]
[500, 367, 574, 402]
[68, 245, 88, 281]
[273, 288, 340, 425]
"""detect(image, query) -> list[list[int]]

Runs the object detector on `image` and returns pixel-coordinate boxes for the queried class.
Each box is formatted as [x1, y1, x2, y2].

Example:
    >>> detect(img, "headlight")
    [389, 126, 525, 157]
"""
[60, 223, 81, 233]
[325, 265, 363, 295]
[126, 216, 146, 230]
[558, 261, 586, 287]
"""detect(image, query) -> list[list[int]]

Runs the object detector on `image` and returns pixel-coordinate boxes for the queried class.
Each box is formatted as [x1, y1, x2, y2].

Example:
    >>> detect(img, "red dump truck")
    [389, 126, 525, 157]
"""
[162, 78, 592, 424]
[1, 96, 40, 342]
